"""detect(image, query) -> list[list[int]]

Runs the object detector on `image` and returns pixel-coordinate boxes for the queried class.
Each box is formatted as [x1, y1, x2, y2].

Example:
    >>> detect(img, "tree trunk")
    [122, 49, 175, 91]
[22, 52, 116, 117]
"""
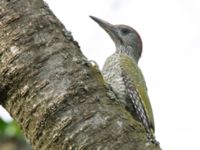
[0, 0, 161, 149]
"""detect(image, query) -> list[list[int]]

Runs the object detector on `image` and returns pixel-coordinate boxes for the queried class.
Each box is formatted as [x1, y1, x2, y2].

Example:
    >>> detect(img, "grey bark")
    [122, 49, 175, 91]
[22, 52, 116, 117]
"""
[0, 0, 161, 149]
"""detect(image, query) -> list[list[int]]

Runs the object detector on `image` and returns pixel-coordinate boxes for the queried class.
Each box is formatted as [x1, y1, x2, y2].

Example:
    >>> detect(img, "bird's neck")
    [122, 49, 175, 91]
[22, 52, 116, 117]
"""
[116, 45, 139, 63]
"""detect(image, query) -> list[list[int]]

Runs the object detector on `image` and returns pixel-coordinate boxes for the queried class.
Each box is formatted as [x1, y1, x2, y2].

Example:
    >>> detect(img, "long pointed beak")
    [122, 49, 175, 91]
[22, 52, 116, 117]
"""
[90, 16, 117, 41]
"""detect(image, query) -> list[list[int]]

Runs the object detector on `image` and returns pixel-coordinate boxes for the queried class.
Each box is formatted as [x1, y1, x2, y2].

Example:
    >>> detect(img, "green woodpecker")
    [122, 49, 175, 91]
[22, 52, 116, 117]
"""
[90, 16, 157, 144]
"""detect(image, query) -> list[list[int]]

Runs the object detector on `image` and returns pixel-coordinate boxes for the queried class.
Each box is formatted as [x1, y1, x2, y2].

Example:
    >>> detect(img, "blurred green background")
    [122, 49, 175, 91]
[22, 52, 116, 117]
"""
[0, 118, 32, 150]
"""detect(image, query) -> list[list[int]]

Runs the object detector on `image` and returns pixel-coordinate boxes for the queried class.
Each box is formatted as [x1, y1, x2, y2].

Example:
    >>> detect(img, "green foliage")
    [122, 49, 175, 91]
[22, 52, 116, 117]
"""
[0, 118, 22, 137]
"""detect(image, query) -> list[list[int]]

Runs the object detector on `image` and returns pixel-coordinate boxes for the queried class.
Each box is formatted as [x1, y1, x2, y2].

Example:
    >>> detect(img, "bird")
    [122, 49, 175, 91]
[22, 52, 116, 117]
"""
[90, 16, 158, 144]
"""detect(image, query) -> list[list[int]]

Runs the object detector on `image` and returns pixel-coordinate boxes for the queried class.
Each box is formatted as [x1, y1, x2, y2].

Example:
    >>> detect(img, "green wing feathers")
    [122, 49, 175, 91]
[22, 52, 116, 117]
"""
[120, 54, 155, 132]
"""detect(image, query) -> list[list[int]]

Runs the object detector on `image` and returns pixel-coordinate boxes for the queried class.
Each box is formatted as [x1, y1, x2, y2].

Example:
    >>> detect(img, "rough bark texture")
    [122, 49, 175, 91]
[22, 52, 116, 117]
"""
[0, 0, 161, 149]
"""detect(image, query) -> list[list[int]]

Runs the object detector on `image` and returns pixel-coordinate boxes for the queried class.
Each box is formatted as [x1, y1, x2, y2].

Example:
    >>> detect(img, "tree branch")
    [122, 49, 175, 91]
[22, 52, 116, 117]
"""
[0, 0, 161, 149]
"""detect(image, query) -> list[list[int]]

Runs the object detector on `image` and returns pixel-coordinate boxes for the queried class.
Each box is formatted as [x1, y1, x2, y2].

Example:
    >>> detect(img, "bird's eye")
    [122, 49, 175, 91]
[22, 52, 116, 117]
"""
[121, 28, 130, 35]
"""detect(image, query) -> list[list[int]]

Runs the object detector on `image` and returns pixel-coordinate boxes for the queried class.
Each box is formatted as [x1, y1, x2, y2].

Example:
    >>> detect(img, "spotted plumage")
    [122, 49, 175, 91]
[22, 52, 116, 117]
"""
[102, 53, 155, 143]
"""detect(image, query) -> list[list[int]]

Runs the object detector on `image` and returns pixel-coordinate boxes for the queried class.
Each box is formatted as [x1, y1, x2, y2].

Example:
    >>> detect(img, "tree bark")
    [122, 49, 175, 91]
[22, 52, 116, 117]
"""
[0, 0, 161, 149]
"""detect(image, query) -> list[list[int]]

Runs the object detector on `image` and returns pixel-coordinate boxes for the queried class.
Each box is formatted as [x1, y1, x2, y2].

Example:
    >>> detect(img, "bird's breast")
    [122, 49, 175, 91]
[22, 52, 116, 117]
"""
[102, 54, 126, 104]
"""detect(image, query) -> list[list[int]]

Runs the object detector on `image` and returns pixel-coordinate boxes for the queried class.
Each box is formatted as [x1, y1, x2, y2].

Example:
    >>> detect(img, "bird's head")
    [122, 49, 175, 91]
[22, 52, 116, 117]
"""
[90, 16, 142, 63]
